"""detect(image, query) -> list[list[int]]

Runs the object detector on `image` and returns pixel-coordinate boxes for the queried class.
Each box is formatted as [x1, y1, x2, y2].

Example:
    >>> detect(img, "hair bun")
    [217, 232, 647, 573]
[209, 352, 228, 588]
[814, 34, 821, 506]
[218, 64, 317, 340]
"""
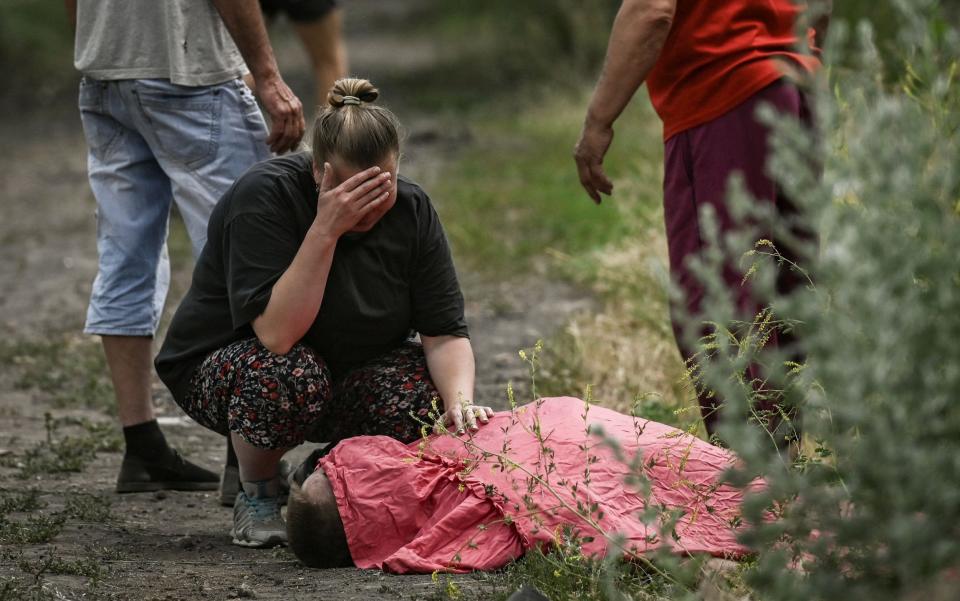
[327, 78, 380, 108]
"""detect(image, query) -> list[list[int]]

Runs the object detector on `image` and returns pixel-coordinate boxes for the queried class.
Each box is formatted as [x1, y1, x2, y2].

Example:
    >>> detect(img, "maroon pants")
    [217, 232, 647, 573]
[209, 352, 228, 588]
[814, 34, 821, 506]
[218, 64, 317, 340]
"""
[663, 79, 814, 436]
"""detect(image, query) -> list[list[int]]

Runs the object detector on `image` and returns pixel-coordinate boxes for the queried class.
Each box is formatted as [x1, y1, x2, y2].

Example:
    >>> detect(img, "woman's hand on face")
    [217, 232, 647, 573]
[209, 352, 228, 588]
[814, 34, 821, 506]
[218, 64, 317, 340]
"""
[313, 162, 393, 239]
[436, 400, 494, 435]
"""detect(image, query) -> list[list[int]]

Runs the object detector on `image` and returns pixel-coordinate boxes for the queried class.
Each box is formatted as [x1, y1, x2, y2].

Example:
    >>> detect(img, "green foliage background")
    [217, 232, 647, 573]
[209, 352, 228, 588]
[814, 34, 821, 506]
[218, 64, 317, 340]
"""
[2, 1, 957, 599]
[0, 0, 76, 106]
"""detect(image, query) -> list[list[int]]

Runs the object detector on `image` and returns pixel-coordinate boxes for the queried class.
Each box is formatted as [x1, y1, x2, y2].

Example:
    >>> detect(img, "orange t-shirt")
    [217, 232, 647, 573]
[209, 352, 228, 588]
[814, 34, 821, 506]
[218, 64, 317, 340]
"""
[646, 0, 821, 141]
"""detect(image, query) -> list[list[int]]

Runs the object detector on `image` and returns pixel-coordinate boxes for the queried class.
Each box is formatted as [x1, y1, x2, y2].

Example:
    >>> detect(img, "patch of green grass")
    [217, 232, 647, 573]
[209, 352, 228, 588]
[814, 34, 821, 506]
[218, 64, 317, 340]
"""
[494, 547, 677, 601]
[76, 419, 123, 453]
[0, 489, 45, 515]
[1, 546, 111, 601]
[82, 543, 124, 562]
[16, 553, 106, 582]
[0, 414, 121, 480]
[0, 489, 62, 546]
[0, 493, 113, 594]
[62, 493, 112, 523]
[0, 335, 114, 414]
[0, 514, 66, 545]
[540, 347, 693, 432]
[5, 438, 94, 477]
[434, 92, 662, 278]
[427, 545, 694, 601]
[0, 576, 58, 601]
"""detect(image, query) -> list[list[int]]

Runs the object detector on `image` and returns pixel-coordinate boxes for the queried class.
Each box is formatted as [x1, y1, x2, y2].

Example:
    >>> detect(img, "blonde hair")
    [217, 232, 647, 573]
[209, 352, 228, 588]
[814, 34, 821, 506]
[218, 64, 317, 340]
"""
[310, 77, 401, 168]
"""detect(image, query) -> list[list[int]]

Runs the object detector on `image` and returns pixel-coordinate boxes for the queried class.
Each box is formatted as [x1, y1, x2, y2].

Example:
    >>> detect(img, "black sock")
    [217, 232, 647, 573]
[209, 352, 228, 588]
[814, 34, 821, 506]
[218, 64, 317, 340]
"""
[225, 436, 238, 468]
[123, 420, 173, 461]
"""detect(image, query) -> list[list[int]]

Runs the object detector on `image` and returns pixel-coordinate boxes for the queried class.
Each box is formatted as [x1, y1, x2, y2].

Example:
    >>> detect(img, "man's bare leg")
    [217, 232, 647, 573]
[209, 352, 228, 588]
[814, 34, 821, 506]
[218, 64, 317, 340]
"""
[293, 9, 348, 107]
[102, 335, 155, 426]
[103, 335, 218, 492]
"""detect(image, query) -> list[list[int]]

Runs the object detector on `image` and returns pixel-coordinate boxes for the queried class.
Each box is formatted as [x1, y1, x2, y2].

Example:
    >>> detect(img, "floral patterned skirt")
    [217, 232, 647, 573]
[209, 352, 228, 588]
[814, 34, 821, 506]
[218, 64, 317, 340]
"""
[178, 338, 439, 449]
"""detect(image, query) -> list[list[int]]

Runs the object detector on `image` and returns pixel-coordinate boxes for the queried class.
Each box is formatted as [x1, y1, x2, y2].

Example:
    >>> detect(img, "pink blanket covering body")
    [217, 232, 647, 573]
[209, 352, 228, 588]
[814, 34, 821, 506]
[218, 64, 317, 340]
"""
[320, 397, 754, 574]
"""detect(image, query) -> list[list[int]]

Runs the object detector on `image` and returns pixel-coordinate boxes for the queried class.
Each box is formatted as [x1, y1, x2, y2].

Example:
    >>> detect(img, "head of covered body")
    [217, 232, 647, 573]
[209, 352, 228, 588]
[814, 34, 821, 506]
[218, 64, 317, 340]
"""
[285, 397, 761, 573]
[309, 78, 402, 233]
[287, 468, 352, 568]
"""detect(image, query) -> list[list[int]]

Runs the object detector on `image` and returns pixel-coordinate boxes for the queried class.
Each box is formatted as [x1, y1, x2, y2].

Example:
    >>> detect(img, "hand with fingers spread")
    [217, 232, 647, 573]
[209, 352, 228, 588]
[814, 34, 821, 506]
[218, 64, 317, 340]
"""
[574, 120, 615, 204]
[312, 163, 395, 239]
[437, 398, 495, 435]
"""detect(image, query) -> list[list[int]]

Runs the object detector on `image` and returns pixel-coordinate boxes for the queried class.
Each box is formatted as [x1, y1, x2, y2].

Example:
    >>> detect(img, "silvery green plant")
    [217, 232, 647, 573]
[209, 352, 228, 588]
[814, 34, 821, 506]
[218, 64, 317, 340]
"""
[680, 2, 960, 599]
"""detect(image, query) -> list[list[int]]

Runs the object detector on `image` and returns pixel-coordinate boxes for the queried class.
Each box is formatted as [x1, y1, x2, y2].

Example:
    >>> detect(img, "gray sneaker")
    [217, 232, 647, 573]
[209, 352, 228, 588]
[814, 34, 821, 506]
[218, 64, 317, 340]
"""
[220, 462, 291, 507]
[230, 487, 287, 548]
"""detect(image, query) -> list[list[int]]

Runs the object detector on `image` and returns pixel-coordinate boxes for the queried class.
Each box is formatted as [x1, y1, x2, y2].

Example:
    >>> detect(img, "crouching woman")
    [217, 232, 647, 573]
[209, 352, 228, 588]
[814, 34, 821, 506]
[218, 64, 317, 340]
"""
[155, 78, 492, 548]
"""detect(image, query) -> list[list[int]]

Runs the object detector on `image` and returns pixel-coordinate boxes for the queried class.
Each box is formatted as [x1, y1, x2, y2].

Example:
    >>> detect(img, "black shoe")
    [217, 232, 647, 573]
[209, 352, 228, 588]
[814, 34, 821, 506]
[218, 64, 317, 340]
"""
[116, 449, 219, 493]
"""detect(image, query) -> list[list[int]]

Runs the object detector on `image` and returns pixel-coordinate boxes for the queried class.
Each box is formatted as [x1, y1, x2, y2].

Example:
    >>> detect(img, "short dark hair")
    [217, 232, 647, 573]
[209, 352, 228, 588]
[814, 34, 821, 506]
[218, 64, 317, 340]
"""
[286, 479, 353, 568]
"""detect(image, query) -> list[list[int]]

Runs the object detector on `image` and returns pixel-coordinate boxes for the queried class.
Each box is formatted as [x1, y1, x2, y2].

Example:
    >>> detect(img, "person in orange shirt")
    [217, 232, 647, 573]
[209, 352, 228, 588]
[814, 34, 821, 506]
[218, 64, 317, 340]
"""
[574, 0, 831, 439]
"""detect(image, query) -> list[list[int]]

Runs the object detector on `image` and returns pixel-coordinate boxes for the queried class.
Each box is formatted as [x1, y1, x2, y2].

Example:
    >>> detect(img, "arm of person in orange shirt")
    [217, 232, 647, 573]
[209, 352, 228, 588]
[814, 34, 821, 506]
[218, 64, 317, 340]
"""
[574, 0, 677, 204]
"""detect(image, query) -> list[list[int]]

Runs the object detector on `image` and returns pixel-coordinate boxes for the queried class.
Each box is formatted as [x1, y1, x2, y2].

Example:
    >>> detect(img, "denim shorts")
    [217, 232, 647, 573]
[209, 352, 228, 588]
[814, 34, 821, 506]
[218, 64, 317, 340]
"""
[79, 77, 271, 336]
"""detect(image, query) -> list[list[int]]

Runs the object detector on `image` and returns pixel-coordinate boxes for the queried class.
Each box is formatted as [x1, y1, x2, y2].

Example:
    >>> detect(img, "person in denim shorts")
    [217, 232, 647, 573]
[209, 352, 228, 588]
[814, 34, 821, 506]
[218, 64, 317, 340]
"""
[68, 0, 305, 493]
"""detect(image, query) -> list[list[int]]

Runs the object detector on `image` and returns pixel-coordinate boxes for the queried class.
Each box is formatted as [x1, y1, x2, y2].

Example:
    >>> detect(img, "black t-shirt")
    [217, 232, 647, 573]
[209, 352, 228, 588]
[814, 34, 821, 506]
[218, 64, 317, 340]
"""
[155, 152, 468, 402]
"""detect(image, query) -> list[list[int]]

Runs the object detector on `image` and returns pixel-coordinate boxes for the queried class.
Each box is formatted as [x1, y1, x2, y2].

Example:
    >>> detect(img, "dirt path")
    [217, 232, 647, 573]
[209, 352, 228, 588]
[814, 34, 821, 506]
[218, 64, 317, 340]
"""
[0, 2, 590, 599]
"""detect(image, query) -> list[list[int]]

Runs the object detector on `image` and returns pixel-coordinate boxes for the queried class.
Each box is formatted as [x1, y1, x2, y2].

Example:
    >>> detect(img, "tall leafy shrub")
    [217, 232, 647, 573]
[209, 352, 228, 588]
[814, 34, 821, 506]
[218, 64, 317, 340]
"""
[684, 2, 960, 599]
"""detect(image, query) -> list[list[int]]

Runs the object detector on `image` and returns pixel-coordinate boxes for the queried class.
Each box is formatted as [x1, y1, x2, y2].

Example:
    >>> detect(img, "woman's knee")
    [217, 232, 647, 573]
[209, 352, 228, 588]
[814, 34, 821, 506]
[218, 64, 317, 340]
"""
[332, 343, 439, 441]
[227, 343, 333, 448]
